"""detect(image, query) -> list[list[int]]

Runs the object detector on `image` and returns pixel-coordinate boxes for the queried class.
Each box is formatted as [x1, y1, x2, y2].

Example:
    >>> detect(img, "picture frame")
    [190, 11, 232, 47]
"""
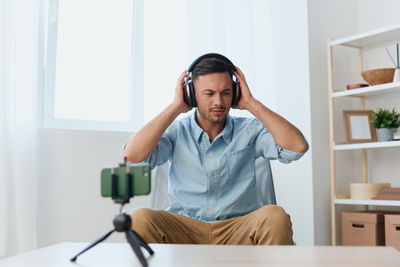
[342, 110, 377, 143]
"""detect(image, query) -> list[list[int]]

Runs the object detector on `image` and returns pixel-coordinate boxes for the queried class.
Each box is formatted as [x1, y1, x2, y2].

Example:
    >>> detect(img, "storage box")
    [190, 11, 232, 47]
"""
[385, 214, 400, 251]
[342, 211, 385, 246]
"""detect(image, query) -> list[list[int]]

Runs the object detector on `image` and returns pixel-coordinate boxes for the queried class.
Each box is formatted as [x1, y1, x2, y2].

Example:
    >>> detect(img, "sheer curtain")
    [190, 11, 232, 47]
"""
[0, 0, 40, 257]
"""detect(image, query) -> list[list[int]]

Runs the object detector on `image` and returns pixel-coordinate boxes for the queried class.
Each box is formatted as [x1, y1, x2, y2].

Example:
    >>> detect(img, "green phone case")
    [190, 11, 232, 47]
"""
[101, 164, 151, 197]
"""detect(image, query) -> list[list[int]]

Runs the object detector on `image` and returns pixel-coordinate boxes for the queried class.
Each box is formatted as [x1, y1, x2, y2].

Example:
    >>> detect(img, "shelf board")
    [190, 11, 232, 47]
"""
[335, 198, 400, 207]
[334, 140, 400, 150]
[332, 82, 400, 98]
[330, 23, 400, 48]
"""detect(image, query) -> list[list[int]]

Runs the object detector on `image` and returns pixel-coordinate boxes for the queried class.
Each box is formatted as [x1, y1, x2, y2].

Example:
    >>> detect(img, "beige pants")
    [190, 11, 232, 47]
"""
[130, 205, 293, 245]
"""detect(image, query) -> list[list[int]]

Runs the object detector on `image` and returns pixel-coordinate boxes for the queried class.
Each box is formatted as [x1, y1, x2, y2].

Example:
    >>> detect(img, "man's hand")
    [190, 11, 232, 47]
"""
[233, 66, 256, 110]
[172, 70, 192, 114]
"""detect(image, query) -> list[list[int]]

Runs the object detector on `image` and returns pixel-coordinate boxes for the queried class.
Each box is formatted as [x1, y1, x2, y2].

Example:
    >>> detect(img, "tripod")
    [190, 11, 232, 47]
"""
[70, 208, 154, 266]
[70, 162, 154, 267]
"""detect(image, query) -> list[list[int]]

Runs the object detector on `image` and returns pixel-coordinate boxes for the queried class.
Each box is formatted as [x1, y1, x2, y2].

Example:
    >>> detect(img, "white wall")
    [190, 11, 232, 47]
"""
[266, 0, 314, 245]
[36, 129, 151, 246]
[357, 0, 400, 32]
[307, 0, 359, 245]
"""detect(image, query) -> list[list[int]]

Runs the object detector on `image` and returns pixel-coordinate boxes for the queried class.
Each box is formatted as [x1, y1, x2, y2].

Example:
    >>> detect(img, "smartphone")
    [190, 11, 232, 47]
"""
[101, 163, 151, 198]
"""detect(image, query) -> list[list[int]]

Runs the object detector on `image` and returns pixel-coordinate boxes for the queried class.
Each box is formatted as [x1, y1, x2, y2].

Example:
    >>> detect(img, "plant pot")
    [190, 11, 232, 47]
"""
[376, 128, 396, 141]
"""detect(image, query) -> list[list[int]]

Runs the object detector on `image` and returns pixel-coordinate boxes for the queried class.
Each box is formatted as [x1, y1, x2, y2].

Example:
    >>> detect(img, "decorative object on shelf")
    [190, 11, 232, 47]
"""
[342, 110, 377, 143]
[373, 187, 400, 200]
[361, 68, 395, 85]
[371, 108, 400, 141]
[346, 83, 369, 90]
[350, 183, 391, 200]
[385, 43, 400, 82]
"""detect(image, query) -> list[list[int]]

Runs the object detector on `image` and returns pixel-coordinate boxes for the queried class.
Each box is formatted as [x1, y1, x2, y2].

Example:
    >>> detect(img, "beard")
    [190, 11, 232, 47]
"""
[196, 106, 228, 124]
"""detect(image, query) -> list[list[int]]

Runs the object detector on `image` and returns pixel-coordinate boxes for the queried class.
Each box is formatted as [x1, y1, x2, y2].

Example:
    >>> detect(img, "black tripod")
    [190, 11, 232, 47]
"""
[70, 163, 154, 267]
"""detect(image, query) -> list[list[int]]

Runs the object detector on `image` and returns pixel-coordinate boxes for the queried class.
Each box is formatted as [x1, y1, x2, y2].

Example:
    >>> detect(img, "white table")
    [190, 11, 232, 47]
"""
[1, 242, 400, 267]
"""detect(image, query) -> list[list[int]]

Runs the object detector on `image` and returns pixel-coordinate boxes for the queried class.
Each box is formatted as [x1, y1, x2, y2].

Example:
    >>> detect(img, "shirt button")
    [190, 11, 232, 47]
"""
[207, 155, 211, 159]
[211, 172, 215, 177]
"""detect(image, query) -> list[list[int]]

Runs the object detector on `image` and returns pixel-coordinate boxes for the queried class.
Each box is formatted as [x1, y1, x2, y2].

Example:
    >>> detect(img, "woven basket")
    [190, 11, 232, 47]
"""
[372, 187, 400, 200]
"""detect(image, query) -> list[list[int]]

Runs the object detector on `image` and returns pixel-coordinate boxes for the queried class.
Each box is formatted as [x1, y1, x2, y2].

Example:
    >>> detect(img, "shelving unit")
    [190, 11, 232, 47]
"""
[328, 24, 400, 245]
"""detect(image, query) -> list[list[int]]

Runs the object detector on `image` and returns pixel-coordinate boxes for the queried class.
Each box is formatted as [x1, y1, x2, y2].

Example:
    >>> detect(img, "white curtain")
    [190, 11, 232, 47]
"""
[0, 0, 40, 257]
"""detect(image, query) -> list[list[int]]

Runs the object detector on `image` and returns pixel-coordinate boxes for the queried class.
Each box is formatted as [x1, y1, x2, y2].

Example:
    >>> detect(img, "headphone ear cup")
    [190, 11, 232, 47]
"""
[183, 78, 197, 108]
[231, 81, 240, 106]
[189, 81, 197, 108]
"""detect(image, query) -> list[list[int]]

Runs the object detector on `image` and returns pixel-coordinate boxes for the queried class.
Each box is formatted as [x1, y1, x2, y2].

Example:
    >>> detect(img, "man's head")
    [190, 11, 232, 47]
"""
[193, 59, 232, 124]
[188, 56, 239, 125]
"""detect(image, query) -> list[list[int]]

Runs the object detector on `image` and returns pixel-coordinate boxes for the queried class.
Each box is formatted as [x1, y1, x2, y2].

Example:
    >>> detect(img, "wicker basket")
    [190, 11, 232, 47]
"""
[372, 187, 400, 200]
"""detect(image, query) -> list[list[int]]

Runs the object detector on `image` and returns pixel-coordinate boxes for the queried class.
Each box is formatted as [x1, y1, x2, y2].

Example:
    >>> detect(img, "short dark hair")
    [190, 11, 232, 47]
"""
[192, 57, 235, 82]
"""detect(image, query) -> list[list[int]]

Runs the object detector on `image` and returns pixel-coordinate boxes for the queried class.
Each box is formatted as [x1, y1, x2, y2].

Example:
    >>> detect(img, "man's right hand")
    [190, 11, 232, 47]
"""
[172, 70, 192, 114]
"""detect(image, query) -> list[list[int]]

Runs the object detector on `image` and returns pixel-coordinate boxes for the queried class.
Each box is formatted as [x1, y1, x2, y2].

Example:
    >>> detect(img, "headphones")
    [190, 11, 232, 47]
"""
[183, 53, 241, 108]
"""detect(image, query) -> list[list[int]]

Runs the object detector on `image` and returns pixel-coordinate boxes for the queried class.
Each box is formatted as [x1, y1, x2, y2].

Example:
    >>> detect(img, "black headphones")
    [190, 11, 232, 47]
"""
[183, 53, 241, 108]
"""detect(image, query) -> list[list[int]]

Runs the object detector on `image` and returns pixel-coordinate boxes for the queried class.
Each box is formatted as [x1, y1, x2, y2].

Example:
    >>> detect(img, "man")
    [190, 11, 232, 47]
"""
[122, 53, 308, 245]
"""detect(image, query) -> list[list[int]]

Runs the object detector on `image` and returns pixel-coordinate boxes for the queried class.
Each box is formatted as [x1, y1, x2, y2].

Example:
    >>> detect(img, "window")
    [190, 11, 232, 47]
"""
[44, 0, 142, 131]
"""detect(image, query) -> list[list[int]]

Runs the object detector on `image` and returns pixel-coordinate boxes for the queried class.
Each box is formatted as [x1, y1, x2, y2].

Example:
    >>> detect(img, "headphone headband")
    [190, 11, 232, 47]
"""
[188, 53, 237, 73]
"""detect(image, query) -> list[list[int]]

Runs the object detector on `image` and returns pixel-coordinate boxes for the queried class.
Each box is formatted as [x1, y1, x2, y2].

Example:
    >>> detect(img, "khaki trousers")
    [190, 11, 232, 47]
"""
[130, 205, 293, 245]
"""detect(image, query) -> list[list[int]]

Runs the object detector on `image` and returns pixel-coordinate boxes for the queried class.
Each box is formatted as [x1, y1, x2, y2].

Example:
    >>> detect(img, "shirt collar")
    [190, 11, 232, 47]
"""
[190, 110, 233, 144]
[190, 111, 204, 142]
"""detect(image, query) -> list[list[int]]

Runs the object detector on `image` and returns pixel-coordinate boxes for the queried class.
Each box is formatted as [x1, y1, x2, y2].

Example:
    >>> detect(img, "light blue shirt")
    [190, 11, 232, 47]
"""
[144, 112, 306, 222]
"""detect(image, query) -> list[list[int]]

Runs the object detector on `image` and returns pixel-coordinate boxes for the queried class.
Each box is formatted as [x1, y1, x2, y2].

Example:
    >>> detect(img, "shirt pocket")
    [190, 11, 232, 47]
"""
[226, 145, 255, 185]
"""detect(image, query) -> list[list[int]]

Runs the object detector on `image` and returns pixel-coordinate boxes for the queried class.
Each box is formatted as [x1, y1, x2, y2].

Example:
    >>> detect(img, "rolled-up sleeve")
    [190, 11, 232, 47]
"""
[253, 119, 306, 163]
[121, 122, 177, 169]
[276, 145, 306, 162]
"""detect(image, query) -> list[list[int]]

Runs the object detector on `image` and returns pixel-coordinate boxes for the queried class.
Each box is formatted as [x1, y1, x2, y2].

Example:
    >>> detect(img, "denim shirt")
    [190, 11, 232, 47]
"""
[143, 112, 306, 222]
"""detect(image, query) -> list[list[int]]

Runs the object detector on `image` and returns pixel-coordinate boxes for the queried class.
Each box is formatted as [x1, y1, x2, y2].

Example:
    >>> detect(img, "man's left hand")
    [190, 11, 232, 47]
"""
[233, 66, 255, 110]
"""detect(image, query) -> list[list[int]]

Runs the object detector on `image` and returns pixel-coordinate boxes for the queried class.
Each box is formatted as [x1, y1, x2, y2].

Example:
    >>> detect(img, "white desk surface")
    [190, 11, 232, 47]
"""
[1, 242, 400, 267]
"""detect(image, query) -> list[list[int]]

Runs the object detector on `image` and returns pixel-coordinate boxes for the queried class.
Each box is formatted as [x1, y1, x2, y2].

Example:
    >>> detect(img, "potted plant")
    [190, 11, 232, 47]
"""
[371, 108, 400, 141]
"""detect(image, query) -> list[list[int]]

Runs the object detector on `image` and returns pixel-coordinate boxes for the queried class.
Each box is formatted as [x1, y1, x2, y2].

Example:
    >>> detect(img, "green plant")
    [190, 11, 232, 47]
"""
[371, 108, 400, 129]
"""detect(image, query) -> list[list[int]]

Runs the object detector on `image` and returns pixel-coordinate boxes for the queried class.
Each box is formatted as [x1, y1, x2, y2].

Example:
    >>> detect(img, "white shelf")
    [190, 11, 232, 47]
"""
[330, 23, 400, 48]
[335, 198, 400, 207]
[334, 141, 400, 150]
[332, 82, 400, 98]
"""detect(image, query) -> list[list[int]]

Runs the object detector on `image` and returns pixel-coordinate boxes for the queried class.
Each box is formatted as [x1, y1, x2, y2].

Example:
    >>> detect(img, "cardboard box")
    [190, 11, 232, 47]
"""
[385, 214, 400, 251]
[342, 211, 385, 246]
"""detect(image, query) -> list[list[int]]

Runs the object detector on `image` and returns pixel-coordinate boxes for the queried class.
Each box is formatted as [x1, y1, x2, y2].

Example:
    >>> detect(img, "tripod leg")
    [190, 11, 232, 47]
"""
[131, 230, 154, 255]
[126, 230, 149, 267]
[70, 229, 115, 262]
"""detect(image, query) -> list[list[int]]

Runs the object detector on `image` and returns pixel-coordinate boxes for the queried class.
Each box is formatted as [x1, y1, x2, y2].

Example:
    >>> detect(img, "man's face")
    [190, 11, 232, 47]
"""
[194, 72, 233, 125]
